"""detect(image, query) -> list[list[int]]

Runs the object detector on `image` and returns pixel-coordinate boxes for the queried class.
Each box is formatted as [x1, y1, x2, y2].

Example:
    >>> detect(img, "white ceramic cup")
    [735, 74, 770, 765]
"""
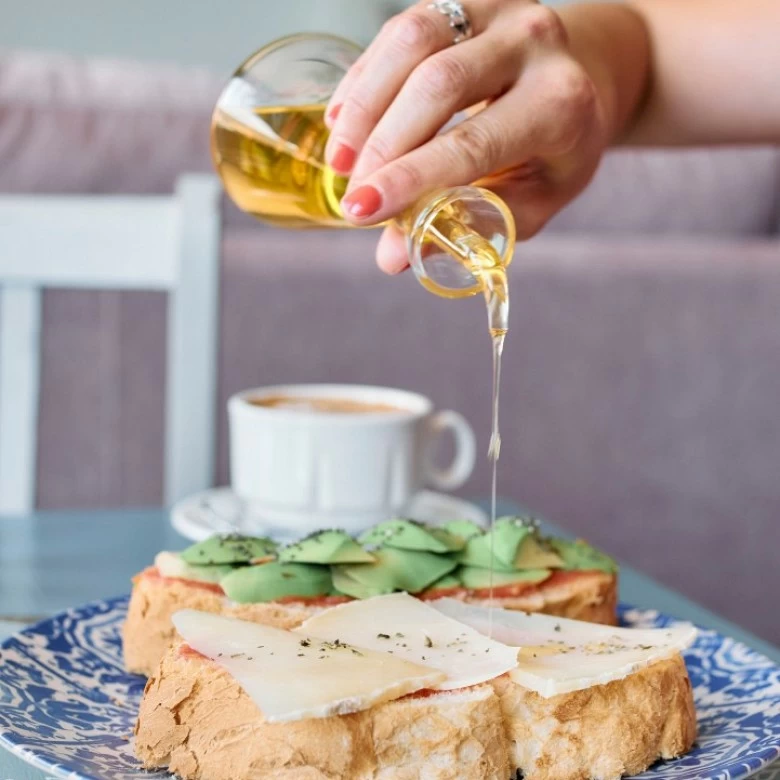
[228, 384, 476, 536]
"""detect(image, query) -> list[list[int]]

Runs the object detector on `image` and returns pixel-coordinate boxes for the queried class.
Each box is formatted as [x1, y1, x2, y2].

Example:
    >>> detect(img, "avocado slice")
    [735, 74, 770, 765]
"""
[514, 535, 565, 569]
[442, 519, 484, 541]
[358, 519, 465, 553]
[331, 547, 458, 600]
[457, 516, 563, 570]
[180, 534, 277, 565]
[424, 571, 462, 591]
[154, 551, 236, 585]
[278, 530, 375, 565]
[459, 566, 550, 590]
[550, 538, 618, 574]
[221, 561, 331, 603]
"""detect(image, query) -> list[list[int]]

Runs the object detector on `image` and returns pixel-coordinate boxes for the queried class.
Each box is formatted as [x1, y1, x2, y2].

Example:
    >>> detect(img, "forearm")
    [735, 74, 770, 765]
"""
[561, 0, 780, 147]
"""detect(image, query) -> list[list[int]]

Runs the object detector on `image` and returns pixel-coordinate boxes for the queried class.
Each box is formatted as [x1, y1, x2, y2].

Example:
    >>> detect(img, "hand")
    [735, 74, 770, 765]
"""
[324, 0, 611, 274]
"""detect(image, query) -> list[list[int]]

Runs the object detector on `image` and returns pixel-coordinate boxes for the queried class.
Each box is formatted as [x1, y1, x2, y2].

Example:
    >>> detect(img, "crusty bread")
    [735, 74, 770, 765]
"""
[135, 643, 695, 780]
[123, 568, 617, 677]
[123, 571, 315, 678]
[493, 655, 696, 780]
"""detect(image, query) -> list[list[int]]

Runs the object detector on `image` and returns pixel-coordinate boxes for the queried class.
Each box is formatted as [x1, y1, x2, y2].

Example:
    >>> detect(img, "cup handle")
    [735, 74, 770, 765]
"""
[425, 410, 477, 492]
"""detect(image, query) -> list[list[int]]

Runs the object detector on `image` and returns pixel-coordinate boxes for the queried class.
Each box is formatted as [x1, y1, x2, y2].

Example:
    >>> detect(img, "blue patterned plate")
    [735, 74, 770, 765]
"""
[0, 597, 779, 780]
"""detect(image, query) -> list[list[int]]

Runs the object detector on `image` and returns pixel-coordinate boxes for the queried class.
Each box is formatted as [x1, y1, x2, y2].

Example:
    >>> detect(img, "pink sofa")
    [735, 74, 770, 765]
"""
[2, 51, 779, 643]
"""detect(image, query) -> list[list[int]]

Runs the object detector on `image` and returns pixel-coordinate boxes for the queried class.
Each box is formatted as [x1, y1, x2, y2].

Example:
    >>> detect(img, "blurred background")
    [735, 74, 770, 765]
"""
[0, 0, 778, 644]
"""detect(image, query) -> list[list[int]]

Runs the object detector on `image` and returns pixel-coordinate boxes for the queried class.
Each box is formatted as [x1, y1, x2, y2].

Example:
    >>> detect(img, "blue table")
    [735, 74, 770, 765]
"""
[1, 504, 779, 780]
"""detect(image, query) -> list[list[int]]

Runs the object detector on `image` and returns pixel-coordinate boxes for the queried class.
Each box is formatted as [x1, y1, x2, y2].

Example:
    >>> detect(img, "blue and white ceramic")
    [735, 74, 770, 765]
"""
[0, 598, 778, 780]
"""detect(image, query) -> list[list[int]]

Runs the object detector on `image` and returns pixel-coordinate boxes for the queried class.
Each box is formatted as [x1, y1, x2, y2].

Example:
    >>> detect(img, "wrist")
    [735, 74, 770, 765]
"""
[557, 3, 651, 145]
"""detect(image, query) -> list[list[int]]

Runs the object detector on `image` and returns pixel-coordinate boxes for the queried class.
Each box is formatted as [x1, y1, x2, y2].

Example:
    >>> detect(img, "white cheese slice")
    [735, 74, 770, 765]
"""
[431, 598, 697, 698]
[297, 592, 519, 691]
[172, 609, 444, 722]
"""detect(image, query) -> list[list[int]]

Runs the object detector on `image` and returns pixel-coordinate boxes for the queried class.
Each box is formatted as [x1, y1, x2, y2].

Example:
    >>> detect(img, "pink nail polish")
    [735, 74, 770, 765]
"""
[342, 185, 382, 218]
[330, 144, 356, 173]
[327, 103, 342, 122]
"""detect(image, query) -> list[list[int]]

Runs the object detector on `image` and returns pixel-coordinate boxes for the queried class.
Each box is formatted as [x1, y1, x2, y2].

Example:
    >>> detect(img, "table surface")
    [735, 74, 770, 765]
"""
[1, 502, 778, 780]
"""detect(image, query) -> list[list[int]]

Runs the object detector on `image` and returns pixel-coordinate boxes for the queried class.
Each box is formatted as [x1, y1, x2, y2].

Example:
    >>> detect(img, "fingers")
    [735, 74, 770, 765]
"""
[341, 92, 522, 224]
[342, 52, 598, 225]
[324, 1, 497, 175]
[351, 31, 522, 182]
[324, 50, 370, 127]
[376, 224, 409, 275]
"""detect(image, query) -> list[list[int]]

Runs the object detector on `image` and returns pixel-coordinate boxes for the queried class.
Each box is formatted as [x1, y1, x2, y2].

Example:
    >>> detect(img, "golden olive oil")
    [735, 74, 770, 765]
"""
[212, 104, 349, 228]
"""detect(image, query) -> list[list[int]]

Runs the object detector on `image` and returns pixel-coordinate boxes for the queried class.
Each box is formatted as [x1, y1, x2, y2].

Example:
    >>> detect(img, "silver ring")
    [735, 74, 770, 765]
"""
[427, 0, 474, 44]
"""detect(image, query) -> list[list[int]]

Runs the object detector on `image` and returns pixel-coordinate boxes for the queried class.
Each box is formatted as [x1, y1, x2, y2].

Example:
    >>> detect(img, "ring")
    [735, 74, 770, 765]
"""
[427, 0, 474, 44]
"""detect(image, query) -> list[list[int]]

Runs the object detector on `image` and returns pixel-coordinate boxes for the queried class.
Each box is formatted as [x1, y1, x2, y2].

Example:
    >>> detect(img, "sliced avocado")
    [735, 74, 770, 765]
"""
[154, 551, 235, 584]
[456, 516, 562, 570]
[331, 547, 458, 600]
[443, 519, 484, 541]
[331, 568, 386, 600]
[455, 537, 517, 571]
[424, 571, 462, 591]
[278, 530, 375, 565]
[456, 516, 530, 568]
[550, 538, 618, 574]
[358, 519, 465, 553]
[180, 534, 277, 565]
[221, 561, 331, 603]
[514, 535, 565, 569]
[459, 566, 550, 590]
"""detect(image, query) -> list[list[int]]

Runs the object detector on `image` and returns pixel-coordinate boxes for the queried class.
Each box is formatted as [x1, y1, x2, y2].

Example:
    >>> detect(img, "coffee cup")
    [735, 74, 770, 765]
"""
[228, 383, 476, 536]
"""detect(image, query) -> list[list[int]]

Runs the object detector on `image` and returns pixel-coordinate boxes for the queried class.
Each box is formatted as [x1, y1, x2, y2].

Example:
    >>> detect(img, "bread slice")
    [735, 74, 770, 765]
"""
[123, 567, 617, 677]
[134, 642, 695, 780]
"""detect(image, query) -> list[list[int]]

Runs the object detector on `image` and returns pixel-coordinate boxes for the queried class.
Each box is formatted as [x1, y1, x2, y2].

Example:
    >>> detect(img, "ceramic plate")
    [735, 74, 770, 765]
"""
[0, 598, 779, 780]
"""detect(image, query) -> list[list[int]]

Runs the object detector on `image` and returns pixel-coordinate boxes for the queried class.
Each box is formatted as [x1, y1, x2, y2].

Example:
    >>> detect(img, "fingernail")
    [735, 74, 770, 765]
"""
[330, 143, 356, 173]
[327, 103, 342, 122]
[342, 185, 382, 218]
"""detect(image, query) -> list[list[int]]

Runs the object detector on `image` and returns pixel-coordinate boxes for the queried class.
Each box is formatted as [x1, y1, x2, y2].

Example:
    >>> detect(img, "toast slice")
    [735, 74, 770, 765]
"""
[123, 565, 617, 677]
[135, 640, 695, 780]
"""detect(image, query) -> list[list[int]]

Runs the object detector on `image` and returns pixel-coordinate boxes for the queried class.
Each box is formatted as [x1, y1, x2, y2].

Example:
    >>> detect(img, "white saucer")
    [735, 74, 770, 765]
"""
[170, 486, 488, 543]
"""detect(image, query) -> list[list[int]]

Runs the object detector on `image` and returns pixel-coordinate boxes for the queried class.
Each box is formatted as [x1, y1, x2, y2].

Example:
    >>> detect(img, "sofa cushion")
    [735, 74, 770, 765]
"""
[0, 49, 221, 194]
[549, 146, 780, 237]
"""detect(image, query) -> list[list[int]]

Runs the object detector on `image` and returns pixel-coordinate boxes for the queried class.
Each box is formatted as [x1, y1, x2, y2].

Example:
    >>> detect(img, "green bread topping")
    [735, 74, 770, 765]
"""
[458, 566, 551, 590]
[442, 519, 484, 541]
[425, 571, 462, 591]
[278, 530, 376, 565]
[550, 538, 618, 574]
[169, 515, 616, 604]
[457, 516, 564, 571]
[221, 561, 331, 603]
[358, 518, 465, 553]
[331, 547, 458, 600]
[180, 534, 277, 565]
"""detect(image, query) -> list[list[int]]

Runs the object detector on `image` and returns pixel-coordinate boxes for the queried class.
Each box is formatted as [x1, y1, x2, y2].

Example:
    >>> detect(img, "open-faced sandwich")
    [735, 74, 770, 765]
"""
[135, 593, 696, 780]
[124, 517, 618, 676]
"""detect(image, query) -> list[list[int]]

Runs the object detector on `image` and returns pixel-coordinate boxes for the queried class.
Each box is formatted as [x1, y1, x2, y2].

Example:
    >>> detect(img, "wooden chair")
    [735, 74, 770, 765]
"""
[0, 175, 221, 514]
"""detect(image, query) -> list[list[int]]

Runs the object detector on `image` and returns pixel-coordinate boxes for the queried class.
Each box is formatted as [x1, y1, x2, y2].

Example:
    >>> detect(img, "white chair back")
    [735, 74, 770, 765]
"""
[0, 175, 221, 514]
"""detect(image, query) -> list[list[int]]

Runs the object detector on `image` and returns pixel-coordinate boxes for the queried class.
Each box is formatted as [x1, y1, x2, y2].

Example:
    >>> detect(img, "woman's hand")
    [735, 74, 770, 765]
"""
[324, 0, 638, 274]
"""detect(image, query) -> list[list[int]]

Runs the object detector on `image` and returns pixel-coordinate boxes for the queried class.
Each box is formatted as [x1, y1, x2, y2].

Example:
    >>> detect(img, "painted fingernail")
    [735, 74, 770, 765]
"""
[327, 103, 342, 122]
[330, 143, 356, 173]
[342, 185, 382, 218]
